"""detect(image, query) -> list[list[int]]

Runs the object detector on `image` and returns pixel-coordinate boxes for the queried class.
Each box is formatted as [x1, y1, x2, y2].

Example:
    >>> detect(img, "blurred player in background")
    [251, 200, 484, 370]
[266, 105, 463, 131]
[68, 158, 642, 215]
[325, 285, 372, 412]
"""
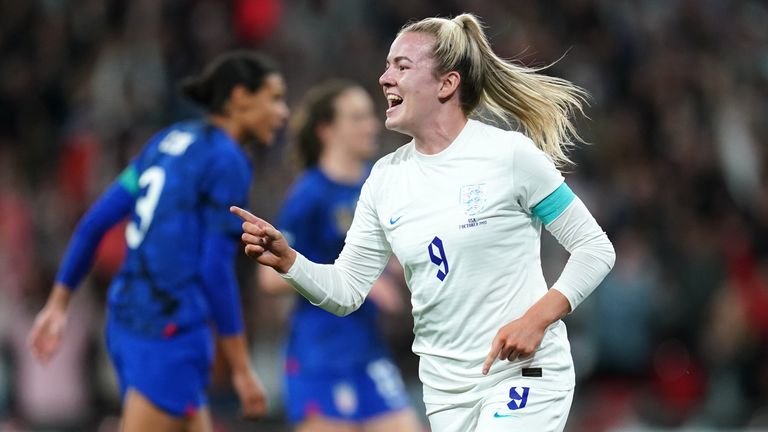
[27, 51, 289, 432]
[234, 13, 616, 432]
[258, 80, 422, 432]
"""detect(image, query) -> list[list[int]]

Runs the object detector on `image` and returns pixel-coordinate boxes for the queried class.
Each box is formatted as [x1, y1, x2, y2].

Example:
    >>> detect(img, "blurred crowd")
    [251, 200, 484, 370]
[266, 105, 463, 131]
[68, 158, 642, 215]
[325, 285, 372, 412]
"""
[1, 0, 767, 431]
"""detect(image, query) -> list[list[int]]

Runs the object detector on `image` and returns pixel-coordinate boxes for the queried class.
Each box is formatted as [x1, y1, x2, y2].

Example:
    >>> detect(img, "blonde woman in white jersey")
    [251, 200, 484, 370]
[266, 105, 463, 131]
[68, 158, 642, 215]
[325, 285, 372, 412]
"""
[232, 14, 615, 432]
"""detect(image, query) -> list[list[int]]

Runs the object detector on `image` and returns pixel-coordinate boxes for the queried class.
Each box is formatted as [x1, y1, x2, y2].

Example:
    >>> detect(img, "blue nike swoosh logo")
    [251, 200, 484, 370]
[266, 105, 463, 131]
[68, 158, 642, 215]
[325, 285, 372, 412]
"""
[389, 216, 402, 225]
[493, 412, 515, 418]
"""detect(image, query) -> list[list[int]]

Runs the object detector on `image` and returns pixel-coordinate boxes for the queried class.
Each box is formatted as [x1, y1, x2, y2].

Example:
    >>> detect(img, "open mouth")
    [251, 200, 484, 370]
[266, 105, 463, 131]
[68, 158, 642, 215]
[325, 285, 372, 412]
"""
[386, 94, 403, 109]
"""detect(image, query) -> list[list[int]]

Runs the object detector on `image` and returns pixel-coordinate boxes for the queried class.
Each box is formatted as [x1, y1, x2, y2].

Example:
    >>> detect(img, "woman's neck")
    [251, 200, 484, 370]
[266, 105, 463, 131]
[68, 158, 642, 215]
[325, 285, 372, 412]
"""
[412, 112, 468, 155]
[318, 147, 366, 185]
[208, 115, 242, 144]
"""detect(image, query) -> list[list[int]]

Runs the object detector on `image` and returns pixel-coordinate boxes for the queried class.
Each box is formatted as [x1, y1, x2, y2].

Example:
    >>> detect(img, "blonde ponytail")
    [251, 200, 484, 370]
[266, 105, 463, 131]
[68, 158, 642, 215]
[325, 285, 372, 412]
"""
[401, 14, 587, 166]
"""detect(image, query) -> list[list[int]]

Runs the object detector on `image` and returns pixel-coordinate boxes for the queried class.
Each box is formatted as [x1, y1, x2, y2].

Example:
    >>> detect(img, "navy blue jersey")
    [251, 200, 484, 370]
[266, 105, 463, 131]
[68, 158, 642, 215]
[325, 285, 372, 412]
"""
[279, 167, 388, 372]
[109, 120, 252, 335]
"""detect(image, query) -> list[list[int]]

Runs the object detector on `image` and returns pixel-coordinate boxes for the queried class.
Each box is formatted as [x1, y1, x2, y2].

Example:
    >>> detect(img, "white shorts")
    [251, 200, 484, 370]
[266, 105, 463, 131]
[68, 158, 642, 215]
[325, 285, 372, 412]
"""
[425, 380, 574, 432]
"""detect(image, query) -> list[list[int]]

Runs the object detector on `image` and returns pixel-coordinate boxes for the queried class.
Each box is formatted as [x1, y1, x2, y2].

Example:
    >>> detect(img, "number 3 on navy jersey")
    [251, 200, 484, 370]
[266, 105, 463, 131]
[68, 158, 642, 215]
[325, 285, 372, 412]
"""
[428, 236, 449, 281]
[125, 166, 165, 248]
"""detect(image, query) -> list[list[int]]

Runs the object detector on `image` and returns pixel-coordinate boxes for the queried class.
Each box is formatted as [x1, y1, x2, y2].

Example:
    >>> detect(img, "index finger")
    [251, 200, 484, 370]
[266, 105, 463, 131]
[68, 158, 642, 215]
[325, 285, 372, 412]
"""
[230, 206, 260, 223]
[482, 339, 502, 375]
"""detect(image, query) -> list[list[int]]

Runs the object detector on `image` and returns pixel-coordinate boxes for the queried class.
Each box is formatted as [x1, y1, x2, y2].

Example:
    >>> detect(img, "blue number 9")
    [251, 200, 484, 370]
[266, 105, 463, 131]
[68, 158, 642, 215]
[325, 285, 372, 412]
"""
[428, 236, 449, 281]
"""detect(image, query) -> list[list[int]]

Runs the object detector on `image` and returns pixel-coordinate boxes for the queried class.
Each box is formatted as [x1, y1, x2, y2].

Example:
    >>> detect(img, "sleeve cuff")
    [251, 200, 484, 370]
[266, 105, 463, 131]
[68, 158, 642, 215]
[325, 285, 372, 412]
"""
[280, 252, 329, 306]
[549, 285, 577, 313]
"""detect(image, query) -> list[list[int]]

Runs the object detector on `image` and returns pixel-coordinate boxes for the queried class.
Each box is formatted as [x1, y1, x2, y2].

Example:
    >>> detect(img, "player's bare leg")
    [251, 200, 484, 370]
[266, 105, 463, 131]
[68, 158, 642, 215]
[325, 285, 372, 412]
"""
[185, 405, 213, 432]
[362, 409, 424, 432]
[296, 417, 359, 432]
[121, 389, 185, 432]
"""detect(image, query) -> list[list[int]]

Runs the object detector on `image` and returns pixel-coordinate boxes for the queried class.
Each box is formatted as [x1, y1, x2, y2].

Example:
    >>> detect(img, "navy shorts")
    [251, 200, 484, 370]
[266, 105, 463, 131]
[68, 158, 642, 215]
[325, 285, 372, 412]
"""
[105, 318, 214, 417]
[284, 357, 412, 423]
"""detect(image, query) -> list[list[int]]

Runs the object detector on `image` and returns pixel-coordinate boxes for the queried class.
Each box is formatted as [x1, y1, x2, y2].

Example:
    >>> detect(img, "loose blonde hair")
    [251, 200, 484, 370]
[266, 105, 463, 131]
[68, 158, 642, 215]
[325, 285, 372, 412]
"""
[400, 13, 587, 166]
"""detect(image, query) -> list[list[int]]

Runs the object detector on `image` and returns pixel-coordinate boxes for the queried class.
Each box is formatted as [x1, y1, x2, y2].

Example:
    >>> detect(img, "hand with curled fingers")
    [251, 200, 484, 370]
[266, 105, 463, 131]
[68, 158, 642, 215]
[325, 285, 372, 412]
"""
[232, 368, 268, 420]
[230, 206, 297, 274]
[481, 289, 571, 375]
[27, 284, 71, 365]
[481, 314, 547, 376]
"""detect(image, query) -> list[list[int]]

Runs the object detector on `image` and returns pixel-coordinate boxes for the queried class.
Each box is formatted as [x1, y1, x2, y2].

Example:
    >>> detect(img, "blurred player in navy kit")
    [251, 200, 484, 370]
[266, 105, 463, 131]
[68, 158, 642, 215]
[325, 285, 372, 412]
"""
[28, 51, 289, 432]
[258, 80, 422, 432]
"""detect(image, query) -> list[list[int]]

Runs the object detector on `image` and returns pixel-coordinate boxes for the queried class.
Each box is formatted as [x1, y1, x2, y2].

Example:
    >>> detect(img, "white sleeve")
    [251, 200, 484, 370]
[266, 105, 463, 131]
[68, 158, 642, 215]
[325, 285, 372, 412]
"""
[546, 197, 616, 311]
[512, 136, 564, 212]
[279, 164, 392, 316]
[281, 242, 391, 316]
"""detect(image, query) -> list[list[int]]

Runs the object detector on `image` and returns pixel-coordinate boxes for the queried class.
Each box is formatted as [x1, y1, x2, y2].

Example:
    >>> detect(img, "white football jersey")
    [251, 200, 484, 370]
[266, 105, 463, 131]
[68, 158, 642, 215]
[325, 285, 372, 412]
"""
[345, 120, 575, 404]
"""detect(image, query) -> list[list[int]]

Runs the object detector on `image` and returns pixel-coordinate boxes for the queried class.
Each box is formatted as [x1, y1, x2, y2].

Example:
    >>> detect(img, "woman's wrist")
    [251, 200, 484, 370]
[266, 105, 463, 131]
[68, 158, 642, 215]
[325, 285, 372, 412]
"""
[47, 283, 73, 311]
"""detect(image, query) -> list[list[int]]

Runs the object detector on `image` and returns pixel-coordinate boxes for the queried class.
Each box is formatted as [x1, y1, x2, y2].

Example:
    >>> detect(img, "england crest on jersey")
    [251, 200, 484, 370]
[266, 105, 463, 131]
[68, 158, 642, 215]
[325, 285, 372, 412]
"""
[460, 184, 486, 216]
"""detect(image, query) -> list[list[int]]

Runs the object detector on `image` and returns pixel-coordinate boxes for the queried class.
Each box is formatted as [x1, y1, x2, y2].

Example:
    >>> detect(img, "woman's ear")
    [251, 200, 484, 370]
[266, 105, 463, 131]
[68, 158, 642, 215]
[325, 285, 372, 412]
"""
[315, 122, 332, 146]
[438, 71, 461, 100]
[228, 84, 251, 112]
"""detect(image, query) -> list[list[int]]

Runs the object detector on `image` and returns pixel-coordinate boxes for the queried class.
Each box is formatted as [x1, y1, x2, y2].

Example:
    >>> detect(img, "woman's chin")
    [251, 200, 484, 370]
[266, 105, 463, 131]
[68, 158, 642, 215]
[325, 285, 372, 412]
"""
[384, 116, 402, 132]
[253, 130, 276, 146]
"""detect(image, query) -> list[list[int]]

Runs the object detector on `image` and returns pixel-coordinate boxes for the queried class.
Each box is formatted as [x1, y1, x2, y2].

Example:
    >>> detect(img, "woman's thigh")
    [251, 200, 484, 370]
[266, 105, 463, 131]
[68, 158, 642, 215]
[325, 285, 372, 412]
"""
[361, 408, 424, 432]
[425, 400, 479, 432]
[296, 416, 359, 432]
[121, 389, 185, 432]
[425, 384, 573, 432]
[475, 385, 574, 432]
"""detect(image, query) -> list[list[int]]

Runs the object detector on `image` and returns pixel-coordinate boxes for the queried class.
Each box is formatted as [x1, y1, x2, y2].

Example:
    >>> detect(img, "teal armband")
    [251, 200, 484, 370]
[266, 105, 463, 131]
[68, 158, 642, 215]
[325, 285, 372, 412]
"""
[118, 165, 140, 196]
[531, 182, 575, 225]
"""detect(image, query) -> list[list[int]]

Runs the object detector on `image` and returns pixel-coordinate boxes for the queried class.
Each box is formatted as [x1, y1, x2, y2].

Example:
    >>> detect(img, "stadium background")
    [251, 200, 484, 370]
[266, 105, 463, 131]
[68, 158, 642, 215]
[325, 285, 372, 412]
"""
[1, 0, 767, 431]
